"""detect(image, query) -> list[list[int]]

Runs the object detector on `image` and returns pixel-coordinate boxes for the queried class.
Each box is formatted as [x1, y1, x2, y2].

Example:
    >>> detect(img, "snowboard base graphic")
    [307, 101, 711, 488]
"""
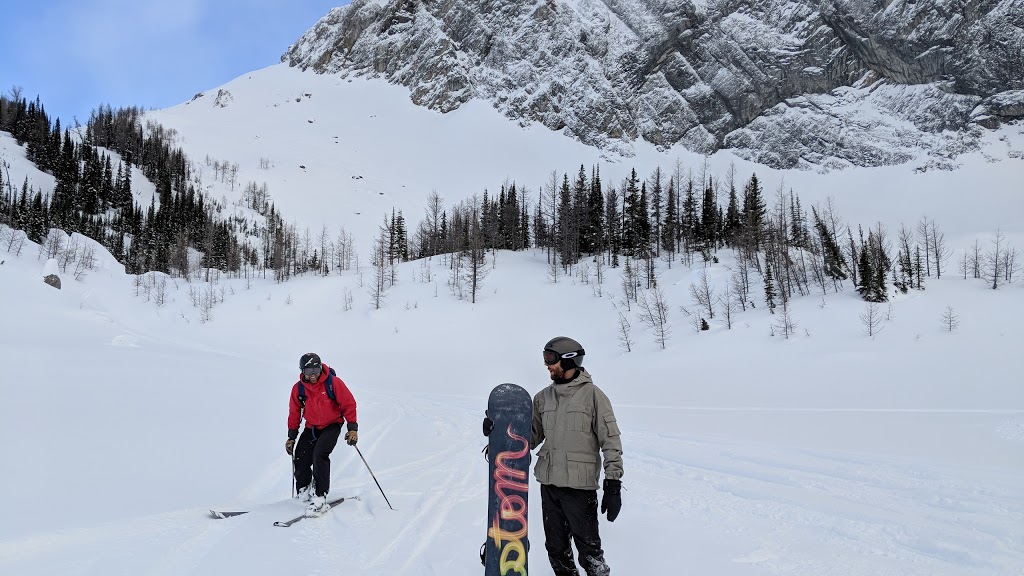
[483, 383, 532, 576]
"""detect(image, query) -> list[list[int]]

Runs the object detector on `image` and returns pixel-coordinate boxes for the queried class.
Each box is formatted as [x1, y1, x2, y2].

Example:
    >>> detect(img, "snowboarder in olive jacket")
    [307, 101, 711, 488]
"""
[484, 336, 623, 576]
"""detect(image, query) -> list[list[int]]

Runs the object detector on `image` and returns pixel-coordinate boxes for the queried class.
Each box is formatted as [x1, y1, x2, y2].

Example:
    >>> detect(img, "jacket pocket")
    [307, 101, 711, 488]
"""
[535, 450, 551, 483]
[603, 413, 621, 437]
[566, 451, 599, 487]
[567, 404, 593, 432]
[540, 401, 557, 431]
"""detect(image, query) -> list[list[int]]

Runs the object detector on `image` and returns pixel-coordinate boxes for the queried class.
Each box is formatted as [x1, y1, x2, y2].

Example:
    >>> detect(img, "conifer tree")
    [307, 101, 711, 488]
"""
[604, 184, 621, 266]
[857, 243, 874, 299]
[742, 173, 766, 253]
[12, 187, 27, 232]
[649, 168, 663, 258]
[894, 247, 912, 293]
[479, 190, 492, 247]
[532, 202, 548, 252]
[724, 180, 741, 244]
[811, 206, 848, 287]
[557, 173, 574, 266]
[846, 228, 859, 288]
[871, 252, 889, 301]
[763, 259, 777, 314]
[621, 169, 641, 257]
[80, 145, 101, 214]
[661, 177, 678, 260]
[586, 166, 604, 256]
[519, 190, 530, 251]
[395, 210, 408, 261]
[699, 177, 717, 251]
[680, 176, 697, 258]
[495, 183, 522, 251]
[120, 152, 133, 210]
[637, 180, 651, 258]
[789, 193, 808, 248]
[572, 165, 589, 254]
[866, 227, 891, 302]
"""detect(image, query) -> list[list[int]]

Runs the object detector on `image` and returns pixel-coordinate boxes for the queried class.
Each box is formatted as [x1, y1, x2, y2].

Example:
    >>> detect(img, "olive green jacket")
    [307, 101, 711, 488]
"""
[530, 368, 623, 490]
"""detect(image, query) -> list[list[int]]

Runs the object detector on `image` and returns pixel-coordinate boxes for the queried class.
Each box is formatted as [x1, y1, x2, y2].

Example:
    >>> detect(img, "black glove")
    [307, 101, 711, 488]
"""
[482, 416, 494, 437]
[601, 479, 621, 522]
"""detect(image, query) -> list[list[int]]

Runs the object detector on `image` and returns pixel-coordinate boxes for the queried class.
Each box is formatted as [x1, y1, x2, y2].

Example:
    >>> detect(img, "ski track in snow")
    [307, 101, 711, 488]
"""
[143, 515, 236, 576]
[361, 391, 486, 573]
[629, 432, 1023, 575]
[619, 405, 1024, 413]
[1, 383, 1021, 575]
[0, 376, 1020, 575]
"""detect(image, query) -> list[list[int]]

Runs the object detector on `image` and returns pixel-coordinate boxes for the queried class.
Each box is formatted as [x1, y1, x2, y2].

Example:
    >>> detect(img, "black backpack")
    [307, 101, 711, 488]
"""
[296, 366, 338, 406]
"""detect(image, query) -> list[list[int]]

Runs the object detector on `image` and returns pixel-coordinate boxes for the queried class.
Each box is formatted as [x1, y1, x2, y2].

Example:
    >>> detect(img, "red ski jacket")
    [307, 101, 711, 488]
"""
[287, 363, 358, 434]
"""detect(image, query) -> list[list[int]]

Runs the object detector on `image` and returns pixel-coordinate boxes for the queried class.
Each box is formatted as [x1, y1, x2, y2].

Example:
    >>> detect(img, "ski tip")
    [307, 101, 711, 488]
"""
[210, 510, 249, 519]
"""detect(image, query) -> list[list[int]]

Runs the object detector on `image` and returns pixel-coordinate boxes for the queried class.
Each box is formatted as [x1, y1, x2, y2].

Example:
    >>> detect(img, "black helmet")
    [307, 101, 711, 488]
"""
[299, 352, 322, 371]
[543, 336, 585, 369]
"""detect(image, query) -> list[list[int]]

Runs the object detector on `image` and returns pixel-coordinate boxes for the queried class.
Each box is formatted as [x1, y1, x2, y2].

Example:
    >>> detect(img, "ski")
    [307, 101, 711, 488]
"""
[273, 496, 351, 527]
[209, 509, 249, 519]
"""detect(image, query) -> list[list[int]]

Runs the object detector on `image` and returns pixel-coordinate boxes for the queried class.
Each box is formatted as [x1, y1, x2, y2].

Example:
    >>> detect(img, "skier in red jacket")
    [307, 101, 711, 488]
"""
[285, 352, 358, 516]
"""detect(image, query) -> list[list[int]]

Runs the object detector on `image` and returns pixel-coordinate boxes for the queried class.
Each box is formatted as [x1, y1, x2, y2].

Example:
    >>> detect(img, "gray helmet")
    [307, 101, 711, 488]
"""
[299, 352, 322, 370]
[543, 336, 585, 368]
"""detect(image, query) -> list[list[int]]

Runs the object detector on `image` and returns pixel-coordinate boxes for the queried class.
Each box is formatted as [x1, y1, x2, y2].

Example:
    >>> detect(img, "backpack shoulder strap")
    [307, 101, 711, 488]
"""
[325, 367, 337, 402]
[296, 381, 307, 406]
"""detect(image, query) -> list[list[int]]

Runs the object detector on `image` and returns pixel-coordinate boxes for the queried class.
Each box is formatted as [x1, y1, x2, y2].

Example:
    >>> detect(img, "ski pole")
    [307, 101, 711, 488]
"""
[291, 445, 297, 499]
[354, 445, 394, 510]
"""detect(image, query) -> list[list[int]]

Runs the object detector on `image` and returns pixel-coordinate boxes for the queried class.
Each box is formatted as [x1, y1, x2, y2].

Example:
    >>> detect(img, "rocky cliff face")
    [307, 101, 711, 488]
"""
[285, 0, 1024, 169]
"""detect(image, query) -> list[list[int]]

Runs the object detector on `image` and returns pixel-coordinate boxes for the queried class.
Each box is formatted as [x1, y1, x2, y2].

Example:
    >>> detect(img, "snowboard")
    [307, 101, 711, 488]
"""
[483, 383, 532, 576]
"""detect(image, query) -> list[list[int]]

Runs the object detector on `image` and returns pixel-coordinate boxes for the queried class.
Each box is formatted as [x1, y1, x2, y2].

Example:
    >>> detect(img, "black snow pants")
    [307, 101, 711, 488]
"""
[293, 423, 341, 496]
[541, 484, 610, 576]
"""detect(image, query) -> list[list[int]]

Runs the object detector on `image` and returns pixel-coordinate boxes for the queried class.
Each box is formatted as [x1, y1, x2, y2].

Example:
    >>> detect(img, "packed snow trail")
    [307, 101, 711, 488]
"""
[1, 390, 1020, 575]
[1, 241, 1021, 575]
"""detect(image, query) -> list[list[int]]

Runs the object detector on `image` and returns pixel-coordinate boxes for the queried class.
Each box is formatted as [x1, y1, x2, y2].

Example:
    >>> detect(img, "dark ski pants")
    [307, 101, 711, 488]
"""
[541, 484, 610, 576]
[294, 423, 341, 496]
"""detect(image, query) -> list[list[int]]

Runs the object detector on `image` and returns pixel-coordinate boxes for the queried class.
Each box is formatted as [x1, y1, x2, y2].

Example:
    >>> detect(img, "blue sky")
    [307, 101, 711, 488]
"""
[1, 0, 348, 125]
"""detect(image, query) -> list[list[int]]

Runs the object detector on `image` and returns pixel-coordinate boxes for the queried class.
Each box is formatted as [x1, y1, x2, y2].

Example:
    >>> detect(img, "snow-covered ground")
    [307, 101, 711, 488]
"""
[0, 225, 1021, 575]
[1, 62, 1022, 575]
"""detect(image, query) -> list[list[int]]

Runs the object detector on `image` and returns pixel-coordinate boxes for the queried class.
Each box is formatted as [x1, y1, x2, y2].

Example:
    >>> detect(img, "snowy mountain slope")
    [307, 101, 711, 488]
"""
[284, 0, 1024, 167]
[140, 63, 1024, 256]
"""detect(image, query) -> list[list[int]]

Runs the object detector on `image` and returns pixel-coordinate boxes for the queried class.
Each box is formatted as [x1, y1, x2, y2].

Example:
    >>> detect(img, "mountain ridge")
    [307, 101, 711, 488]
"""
[284, 0, 1024, 169]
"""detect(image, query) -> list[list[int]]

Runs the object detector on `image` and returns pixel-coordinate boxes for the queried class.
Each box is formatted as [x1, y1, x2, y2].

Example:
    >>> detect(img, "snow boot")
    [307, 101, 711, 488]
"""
[306, 493, 330, 517]
[296, 485, 313, 503]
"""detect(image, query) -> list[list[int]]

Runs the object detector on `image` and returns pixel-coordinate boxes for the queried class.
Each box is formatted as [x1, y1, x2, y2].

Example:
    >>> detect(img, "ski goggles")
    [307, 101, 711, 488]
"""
[543, 349, 581, 365]
[302, 366, 322, 379]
